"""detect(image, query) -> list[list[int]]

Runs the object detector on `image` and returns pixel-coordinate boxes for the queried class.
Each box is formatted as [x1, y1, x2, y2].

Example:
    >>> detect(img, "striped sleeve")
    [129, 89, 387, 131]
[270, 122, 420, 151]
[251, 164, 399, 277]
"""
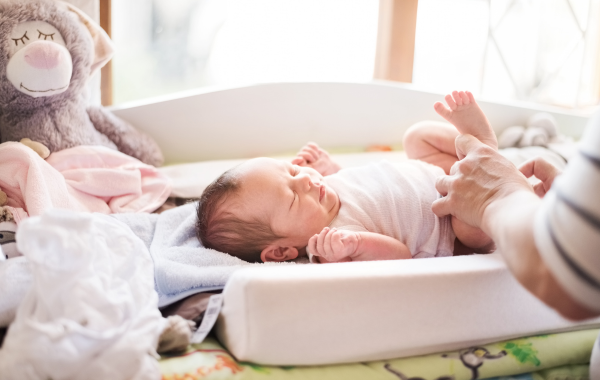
[534, 109, 600, 313]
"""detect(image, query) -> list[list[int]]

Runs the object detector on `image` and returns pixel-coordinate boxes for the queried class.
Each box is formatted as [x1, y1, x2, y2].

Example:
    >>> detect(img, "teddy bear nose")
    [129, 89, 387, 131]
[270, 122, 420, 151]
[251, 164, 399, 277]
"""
[23, 41, 62, 70]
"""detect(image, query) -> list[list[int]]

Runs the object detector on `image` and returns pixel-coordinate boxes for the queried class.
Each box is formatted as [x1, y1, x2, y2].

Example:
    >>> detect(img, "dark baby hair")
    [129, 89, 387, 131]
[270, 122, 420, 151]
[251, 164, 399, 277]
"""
[195, 167, 283, 263]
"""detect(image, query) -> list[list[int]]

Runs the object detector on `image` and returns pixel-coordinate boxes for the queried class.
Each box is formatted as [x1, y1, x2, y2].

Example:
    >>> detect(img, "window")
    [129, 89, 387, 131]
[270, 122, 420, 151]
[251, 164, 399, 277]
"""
[109, 0, 600, 110]
[412, 0, 600, 110]
[111, 0, 379, 105]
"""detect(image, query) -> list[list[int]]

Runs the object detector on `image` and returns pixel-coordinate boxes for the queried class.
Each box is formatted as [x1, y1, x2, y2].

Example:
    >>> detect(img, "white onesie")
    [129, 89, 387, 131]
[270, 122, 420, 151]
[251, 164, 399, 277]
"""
[323, 160, 455, 259]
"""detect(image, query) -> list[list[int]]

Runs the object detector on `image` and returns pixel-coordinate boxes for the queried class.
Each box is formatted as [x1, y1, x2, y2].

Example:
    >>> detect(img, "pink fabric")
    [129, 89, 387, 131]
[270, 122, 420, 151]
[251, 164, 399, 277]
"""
[0, 143, 171, 224]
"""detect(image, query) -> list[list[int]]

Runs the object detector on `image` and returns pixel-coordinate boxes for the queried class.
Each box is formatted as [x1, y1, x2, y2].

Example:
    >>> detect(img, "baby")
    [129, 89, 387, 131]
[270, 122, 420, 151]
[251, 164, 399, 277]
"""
[196, 91, 497, 263]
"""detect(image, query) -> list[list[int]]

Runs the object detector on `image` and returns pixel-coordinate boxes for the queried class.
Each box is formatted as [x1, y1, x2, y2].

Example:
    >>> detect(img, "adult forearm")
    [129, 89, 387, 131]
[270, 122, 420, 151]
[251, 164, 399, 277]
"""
[482, 191, 597, 320]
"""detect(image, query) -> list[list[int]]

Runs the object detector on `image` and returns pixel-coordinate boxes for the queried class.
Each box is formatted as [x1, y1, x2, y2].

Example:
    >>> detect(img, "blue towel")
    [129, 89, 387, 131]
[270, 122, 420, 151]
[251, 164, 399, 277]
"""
[112, 202, 254, 307]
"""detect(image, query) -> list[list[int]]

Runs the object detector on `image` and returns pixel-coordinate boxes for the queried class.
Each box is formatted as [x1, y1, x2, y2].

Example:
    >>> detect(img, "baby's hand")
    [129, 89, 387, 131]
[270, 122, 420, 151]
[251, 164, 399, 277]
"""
[308, 227, 359, 262]
[291, 142, 341, 176]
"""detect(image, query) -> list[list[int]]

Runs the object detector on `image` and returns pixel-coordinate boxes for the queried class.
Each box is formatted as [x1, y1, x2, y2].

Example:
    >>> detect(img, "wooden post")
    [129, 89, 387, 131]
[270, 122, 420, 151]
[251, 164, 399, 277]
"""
[373, 0, 419, 83]
[99, 0, 112, 106]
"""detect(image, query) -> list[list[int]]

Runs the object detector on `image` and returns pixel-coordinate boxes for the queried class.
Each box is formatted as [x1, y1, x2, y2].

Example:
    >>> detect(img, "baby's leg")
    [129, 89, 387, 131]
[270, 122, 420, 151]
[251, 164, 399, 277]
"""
[403, 121, 460, 174]
[451, 216, 495, 253]
[434, 91, 498, 150]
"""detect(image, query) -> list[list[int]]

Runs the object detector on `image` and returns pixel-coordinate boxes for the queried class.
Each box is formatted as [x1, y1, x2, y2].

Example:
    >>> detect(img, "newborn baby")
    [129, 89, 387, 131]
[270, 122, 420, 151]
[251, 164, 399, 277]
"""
[196, 91, 497, 263]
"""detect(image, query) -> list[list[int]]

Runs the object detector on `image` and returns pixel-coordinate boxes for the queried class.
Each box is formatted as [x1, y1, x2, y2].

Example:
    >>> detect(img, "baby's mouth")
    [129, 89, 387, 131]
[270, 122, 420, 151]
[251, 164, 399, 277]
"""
[319, 184, 325, 203]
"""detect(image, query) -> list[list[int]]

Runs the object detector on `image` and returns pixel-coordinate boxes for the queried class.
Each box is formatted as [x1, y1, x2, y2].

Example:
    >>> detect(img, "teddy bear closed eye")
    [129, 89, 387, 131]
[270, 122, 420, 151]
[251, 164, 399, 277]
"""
[0, 0, 164, 167]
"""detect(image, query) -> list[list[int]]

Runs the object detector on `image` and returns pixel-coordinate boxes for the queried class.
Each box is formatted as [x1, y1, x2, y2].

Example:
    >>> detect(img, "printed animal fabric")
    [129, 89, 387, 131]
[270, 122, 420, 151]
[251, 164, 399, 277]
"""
[160, 329, 597, 380]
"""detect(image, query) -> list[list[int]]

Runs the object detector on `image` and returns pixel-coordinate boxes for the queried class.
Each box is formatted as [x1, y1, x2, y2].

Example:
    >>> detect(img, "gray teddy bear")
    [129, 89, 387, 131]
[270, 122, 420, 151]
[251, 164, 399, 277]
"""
[0, 0, 164, 167]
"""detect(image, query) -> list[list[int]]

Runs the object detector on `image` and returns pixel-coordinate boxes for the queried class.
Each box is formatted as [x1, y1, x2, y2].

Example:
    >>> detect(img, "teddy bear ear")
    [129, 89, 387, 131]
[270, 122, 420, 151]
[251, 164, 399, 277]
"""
[61, 1, 115, 77]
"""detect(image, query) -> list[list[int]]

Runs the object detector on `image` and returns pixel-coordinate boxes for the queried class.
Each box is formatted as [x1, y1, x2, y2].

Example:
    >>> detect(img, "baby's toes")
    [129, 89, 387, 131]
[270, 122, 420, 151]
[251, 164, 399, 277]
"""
[466, 91, 475, 103]
[458, 91, 469, 105]
[452, 91, 463, 106]
[444, 94, 457, 110]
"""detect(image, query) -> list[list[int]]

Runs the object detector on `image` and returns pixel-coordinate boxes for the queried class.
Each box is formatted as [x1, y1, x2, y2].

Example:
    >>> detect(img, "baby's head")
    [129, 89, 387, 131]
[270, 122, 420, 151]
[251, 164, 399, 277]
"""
[196, 157, 340, 263]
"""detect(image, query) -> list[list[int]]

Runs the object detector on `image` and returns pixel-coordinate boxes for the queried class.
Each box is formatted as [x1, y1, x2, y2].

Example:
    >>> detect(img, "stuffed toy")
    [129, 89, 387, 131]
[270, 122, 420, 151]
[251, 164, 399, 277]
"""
[0, 0, 164, 166]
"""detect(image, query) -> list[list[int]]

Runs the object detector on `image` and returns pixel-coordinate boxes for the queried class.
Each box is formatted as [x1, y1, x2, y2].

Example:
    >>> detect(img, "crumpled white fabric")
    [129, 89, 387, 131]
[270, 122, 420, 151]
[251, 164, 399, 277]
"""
[0, 210, 163, 380]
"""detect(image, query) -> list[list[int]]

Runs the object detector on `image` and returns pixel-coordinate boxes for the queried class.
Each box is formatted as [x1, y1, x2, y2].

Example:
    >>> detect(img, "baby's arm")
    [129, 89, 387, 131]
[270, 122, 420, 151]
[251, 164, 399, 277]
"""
[308, 227, 411, 263]
[292, 143, 341, 176]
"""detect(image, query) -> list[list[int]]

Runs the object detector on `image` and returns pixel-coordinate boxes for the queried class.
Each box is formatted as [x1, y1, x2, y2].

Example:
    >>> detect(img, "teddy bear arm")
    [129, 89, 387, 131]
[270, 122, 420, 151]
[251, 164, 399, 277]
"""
[87, 106, 164, 167]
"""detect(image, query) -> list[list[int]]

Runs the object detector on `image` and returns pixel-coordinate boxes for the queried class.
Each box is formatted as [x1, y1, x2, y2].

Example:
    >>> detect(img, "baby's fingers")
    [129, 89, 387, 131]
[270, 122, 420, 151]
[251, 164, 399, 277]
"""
[331, 231, 346, 254]
[307, 142, 321, 152]
[323, 228, 336, 258]
[291, 156, 306, 166]
[316, 227, 329, 257]
[301, 145, 320, 161]
[308, 234, 319, 256]
[297, 151, 316, 164]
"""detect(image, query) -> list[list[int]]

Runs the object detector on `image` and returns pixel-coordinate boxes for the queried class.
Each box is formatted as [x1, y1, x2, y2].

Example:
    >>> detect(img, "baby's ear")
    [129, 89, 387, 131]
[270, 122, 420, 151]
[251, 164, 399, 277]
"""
[61, 1, 115, 77]
[261, 246, 299, 262]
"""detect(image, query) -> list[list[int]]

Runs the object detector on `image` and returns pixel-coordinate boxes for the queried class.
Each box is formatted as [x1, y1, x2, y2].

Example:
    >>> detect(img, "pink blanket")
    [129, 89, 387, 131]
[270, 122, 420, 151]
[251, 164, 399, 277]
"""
[0, 143, 171, 223]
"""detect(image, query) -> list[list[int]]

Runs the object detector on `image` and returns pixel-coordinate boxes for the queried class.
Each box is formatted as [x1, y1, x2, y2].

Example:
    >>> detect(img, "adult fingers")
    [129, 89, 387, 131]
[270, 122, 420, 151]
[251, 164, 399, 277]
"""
[449, 160, 461, 176]
[435, 175, 452, 196]
[518, 157, 561, 186]
[431, 196, 453, 218]
[533, 182, 547, 198]
[454, 134, 486, 160]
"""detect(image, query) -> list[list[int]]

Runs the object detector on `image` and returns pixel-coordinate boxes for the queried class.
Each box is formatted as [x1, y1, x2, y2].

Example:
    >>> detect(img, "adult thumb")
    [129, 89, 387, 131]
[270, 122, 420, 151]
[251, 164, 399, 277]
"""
[455, 134, 487, 160]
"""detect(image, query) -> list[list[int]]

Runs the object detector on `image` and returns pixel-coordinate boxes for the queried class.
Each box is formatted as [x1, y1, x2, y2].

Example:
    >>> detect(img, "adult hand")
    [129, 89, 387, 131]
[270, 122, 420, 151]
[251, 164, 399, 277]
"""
[518, 157, 561, 198]
[432, 134, 533, 229]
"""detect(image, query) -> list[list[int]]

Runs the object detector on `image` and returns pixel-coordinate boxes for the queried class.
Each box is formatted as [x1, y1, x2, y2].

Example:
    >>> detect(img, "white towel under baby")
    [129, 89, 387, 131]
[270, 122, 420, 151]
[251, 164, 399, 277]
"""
[324, 160, 455, 258]
[0, 210, 163, 380]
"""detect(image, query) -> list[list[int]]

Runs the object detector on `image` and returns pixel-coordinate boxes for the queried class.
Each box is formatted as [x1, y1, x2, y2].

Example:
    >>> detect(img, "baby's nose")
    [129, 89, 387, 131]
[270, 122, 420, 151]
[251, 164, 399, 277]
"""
[24, 41, 62, 70]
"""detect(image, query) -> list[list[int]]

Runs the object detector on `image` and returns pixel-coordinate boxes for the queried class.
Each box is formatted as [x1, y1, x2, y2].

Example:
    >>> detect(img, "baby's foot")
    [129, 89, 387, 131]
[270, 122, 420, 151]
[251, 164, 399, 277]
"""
[434, 91, 498, 150]
[291, 143, 341, 176]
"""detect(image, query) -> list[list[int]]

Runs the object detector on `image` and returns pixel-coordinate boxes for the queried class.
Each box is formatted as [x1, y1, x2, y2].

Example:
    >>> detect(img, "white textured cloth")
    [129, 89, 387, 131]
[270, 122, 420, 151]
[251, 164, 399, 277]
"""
[324, 160, 455, 259]
[0, 210, 163, 380]
[0, 257, 32, 327]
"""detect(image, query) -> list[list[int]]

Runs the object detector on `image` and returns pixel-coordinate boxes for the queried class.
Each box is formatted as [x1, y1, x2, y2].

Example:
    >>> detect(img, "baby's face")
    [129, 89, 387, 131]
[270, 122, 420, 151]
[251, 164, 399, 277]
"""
[231, 157, 340, 247]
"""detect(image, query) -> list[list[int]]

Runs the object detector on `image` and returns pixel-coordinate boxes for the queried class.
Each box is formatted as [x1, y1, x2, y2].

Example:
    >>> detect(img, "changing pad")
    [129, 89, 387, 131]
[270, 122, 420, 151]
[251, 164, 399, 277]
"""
[158, 147, 581, 365]
[216, 254, 600, 365]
